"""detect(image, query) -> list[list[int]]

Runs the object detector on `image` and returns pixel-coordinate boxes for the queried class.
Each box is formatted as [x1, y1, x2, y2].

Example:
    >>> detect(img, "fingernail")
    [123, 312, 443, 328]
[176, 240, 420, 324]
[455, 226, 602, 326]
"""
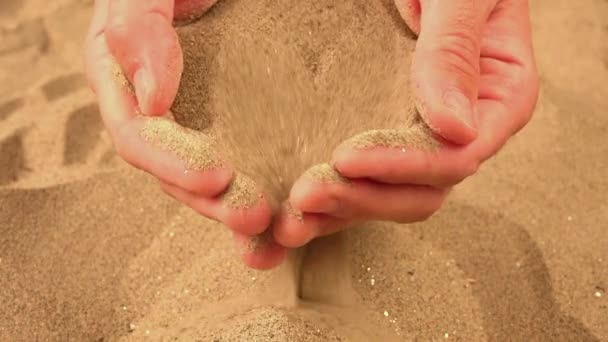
[134, 69, 154, 114]
[443, 90, 475, 129]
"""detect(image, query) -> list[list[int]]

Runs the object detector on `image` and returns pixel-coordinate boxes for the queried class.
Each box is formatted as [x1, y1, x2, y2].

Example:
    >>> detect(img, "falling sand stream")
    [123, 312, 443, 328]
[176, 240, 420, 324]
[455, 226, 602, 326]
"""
[136, 0, 435, 340]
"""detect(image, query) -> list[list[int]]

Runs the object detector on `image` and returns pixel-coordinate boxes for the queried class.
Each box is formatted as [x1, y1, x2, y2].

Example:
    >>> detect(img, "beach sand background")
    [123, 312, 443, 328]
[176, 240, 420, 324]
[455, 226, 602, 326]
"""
[0, 0, 607, 341]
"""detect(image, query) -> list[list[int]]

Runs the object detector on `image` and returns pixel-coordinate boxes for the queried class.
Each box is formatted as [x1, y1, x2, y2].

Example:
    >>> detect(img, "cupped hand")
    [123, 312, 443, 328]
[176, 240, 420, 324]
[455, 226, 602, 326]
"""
[85, 0, 286, 269]
[274, 0, 539, 248]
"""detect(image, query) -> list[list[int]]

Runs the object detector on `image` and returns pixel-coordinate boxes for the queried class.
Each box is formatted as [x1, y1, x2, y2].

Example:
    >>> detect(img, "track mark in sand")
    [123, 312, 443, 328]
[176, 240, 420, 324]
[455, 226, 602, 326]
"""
[0, 18, 49, 56]
[0, 98, 24, 121]
[0, 131, 27, 185]
[63, 104, 103, 165]
[41, 73, 88, 101]
[0, 1, 24, 19]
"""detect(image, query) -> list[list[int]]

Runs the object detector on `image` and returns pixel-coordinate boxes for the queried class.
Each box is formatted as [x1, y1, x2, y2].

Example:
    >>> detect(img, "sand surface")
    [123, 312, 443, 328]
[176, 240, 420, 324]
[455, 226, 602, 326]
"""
[1, 0, 607, 341]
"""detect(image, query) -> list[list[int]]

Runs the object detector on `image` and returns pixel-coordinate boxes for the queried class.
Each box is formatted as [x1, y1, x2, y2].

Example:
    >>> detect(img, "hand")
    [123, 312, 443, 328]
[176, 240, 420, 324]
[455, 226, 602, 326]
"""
[273, 0, 539, 248]
[85, 0, 286, 269]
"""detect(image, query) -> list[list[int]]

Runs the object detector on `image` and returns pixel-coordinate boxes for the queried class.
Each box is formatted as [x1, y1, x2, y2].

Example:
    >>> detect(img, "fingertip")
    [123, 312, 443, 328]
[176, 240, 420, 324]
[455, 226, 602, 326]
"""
[222, 195, 274, 236]
[234, 232, 288, 270]
[331, 144, 360, 175]
[419, 106, 478, 145]
[289, 178, 339, 214]
[272, 204, 320, 248]
[288, 178, 312, 210]
[414, 87, 478, 145]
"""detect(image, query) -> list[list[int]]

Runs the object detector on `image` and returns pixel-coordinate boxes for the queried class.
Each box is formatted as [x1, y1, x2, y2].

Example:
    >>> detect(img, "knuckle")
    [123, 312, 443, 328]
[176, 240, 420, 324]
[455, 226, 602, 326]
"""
[434, 29, 481, 80]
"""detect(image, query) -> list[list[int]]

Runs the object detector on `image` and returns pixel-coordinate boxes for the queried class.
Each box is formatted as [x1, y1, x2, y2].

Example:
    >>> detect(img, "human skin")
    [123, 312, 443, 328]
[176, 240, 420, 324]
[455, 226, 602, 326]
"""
[85, 0, 539, 268]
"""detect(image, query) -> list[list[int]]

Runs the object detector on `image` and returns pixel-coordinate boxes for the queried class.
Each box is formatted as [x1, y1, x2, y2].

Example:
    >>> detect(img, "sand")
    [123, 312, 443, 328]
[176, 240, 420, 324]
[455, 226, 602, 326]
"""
[140, 117, 222, 171]
[1, 0, 607, 341]
[168, 0, 435, 204]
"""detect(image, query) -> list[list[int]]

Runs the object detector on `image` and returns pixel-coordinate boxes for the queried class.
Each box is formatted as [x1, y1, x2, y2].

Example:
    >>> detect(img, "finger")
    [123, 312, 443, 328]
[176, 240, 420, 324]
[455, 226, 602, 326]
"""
[92, 63, 233, 196]
[272, 203, 347, 248]
[85, 10, 232, 196]
[481, 0, 536, 72]
[233, 232, 288, 270]
[174, 0, 219, 22]
[332, 142, 479, 187]
[394, 0, 421, 35]
[105, 0, 182, 115]
[479, 0, 539, 132]
[330, 124, 478, 187]
[290, 177, 447, 223]
[473, 0, 538, 160]
[412, 0, 497, 144]
[163, 179, 285, 270]
[159, 176, 274, 236]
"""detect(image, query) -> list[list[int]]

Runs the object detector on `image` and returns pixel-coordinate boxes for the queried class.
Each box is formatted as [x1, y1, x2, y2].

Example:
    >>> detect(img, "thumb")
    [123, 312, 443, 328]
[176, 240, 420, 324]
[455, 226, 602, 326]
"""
[412, 0, 494, 145]
[174, 0, 219, 22]
[105, 0, 183, 116]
